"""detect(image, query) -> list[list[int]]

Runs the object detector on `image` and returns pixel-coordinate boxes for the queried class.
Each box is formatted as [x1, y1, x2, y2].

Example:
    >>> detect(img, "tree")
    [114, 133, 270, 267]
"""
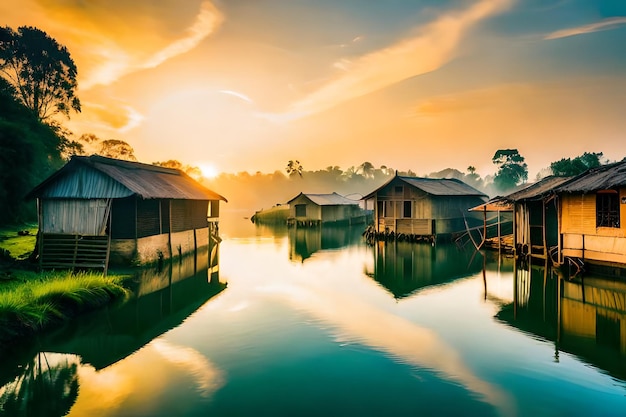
[492, 149, 527, 192]
[550, 152, 603, 176]
[0, 77, 64, 225]
[358, 161, 375, 178]
[153, 159, 202, 179]
[98, 139, 136, 161]
[0, 26, 80, 121]
[286, 160, 303, 178]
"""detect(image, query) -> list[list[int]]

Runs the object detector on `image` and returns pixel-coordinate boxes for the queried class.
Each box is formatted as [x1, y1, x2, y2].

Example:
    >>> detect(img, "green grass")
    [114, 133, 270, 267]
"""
[0, 223, 38, 259]
[0, 271, 130, 346]
[0, 224, 131, 349]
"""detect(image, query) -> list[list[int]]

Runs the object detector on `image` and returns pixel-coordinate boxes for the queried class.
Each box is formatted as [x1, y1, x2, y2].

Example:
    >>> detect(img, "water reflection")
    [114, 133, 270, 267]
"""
[288, 225, 366, 262]
[497, 261, 626, 380]
[0, 248, 226, 416]
[0, 353, 79, 417]
[366, 241, 484, 299]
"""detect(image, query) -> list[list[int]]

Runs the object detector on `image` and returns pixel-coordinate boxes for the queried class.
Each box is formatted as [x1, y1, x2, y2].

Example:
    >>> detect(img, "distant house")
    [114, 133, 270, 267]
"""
[27, 155, 227, 270]
[362, 174, 487, 240]
[286, 192, 367, 226]
[553, 161, 626, 268]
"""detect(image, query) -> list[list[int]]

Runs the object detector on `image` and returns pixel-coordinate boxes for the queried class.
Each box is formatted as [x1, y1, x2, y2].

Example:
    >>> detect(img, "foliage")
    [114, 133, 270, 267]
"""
[72, 133, 137, 161]
[492, 149, 528, 192]
[550, 152, 603, 176]
[0, 77, 65, 225]
[286, 160, 303, 177]
[0, 26, 80, 121]
[152, 159, 203, 180]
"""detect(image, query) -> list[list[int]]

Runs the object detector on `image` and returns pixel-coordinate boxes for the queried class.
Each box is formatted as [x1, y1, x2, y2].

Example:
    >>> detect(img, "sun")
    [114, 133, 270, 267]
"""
[198, 163, 219, 179]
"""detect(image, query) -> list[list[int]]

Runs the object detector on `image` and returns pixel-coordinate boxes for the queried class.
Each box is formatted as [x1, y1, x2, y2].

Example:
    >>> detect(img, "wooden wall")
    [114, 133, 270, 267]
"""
[561, 190, 626, 265]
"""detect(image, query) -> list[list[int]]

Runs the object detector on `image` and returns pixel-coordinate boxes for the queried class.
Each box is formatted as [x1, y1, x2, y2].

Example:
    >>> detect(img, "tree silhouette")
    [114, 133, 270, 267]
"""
[550, 152, 603, 176]
[286, 160, 303, 177]
[492, 149, 527, 192]
[0, 26, 81, 121]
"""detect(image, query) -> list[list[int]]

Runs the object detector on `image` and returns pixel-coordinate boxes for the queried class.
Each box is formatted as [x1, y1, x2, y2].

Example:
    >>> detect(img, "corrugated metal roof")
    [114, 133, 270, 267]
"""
[288, 192, 359, 206]
[363, 175, 486, 199]
[28, 155, 227, 201]
[555, 160, 626, 193]
[501, 176, 574, 202]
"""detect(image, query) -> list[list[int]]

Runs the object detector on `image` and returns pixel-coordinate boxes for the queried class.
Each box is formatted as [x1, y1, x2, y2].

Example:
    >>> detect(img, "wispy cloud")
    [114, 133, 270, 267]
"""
[283, 0, 513, 119]
[81, 1, 223, 89]
[544, 16, 626, 40]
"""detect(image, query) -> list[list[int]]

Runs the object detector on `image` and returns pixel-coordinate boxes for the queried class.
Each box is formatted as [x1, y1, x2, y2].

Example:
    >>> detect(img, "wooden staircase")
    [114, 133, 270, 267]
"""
[39, 234, 110, 273]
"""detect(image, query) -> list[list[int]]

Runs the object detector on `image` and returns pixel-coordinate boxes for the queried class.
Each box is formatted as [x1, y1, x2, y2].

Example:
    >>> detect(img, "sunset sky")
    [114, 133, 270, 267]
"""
[2, 0, 625, 178]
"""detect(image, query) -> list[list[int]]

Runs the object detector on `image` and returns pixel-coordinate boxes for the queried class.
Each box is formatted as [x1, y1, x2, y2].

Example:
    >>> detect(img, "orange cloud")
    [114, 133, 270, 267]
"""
[1, 1, 224, 90]
[285, 0, 513, 118]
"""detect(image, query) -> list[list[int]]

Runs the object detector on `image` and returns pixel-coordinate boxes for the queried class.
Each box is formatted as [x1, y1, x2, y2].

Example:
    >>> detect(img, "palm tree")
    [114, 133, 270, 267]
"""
[286, 160, 303, 178]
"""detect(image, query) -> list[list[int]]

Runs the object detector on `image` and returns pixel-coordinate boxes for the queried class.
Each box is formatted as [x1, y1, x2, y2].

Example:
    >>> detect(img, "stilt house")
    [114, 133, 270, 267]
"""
[474, 176, 573, 261]
[362, 174, 487, 240]
[286, 192, 366, 226]
[554, 160, 626, 268]
[27, 155, 227, 270]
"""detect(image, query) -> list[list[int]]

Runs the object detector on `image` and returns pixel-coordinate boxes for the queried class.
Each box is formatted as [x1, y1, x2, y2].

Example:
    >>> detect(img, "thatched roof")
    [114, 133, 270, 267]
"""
[287, 192, 359, 206]
[27, 155, 227, 201]
[363, 175, 486, 200]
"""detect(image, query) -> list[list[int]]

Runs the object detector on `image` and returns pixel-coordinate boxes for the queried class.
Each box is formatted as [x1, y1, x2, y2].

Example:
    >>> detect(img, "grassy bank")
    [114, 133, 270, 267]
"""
[0, 225, 130, 351]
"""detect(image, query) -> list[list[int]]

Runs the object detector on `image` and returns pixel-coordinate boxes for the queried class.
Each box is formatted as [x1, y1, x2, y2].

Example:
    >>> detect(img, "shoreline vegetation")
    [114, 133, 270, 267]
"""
[0, 224, 130, 352]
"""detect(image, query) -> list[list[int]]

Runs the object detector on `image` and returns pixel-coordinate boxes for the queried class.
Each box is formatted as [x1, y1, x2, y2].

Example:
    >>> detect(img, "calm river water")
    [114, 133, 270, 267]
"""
[1, 215, 625, 416]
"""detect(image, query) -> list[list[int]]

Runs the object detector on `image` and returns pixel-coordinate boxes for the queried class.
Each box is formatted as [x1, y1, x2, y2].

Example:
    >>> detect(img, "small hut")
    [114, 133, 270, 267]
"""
[362, 174, 487, 241]
[27, 155, 227, 270]
[554, 161, 626, 268]
[471, 176, 573, 259]
[286, 192, 366, 226]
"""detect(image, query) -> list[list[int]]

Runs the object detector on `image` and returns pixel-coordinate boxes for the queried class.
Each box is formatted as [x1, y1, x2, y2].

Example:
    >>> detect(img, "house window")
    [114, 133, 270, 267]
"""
[295, 204, 306, 217]
[403, 201, 412, 218]
[377, 201, 385, 217]
[596, 191, 619, 228]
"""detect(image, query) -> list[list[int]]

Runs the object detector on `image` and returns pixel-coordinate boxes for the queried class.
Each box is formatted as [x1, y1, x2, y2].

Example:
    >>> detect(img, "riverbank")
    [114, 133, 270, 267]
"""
[0, 225, 130, 352]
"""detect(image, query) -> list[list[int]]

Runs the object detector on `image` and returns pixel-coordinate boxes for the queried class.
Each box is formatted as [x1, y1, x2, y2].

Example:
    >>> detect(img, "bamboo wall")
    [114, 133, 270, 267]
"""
[561, 190, 626, 265]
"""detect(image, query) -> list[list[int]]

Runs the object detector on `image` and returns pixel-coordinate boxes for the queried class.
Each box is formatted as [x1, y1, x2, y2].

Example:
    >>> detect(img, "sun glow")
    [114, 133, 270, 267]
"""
[198, 163, 219, 179]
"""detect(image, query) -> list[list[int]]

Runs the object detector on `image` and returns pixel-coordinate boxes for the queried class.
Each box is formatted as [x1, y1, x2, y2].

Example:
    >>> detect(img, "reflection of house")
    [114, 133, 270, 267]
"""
[288, 225, 365, 262]
[363, 174, 487, 240]
[39, 248, 226, 369]
[497, 263, 626, 380]
[27, 155, 227, 270]
[365, 242, 483, 299]
[286, 192, 367, 226]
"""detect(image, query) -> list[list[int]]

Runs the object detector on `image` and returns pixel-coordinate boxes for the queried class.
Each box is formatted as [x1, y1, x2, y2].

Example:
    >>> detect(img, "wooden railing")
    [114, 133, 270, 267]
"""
[40, 233, 110, 272]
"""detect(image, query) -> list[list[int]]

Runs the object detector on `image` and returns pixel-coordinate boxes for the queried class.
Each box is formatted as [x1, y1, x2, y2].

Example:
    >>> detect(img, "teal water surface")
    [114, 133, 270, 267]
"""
[1, 218, 625, 416]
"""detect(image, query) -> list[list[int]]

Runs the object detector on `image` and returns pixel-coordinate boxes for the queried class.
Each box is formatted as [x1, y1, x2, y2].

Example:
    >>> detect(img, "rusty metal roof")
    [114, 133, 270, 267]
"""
[555, 160, 626, 193]
[28, 155, 227, 201]
[363, 175, 486, 199]
[288, 192, 359, 206]
[502, 176, 574, 202]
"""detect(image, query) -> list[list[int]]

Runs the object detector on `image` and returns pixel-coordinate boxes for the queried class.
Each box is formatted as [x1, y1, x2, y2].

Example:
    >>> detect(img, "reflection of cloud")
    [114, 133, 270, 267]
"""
[151, 339, 225, 397]
[256, 277, 515, 416]
[282, 0, 512, 118]
[545, 17, 626, 40]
